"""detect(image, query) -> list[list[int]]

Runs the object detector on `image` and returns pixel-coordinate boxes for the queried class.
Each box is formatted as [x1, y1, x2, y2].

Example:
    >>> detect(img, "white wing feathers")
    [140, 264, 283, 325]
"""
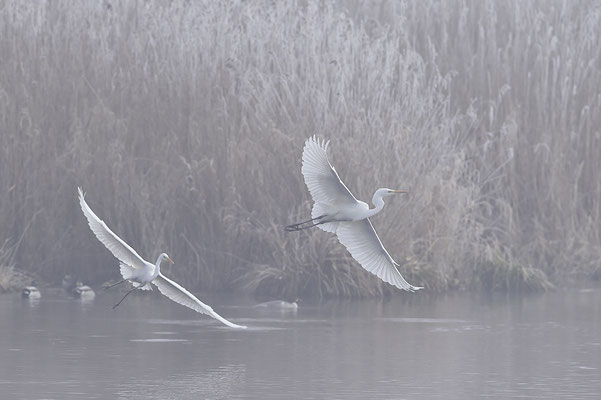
[301, 136, 358, 206]
[78, 187, 147, 271]
[336, 219, 422, 292]
[153, 272, 247, 329]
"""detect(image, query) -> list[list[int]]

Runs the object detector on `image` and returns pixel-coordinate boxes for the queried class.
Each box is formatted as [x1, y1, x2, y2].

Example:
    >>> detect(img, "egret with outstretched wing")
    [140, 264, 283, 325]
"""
[286, 137, 423, 292]
[78, 188, 246, 329]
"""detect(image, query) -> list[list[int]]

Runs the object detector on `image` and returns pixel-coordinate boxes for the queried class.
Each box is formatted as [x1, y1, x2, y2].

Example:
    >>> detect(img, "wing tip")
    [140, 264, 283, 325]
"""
[77, 187, 88, 211]
[215, 318, 247, 329]
[383, 275, 423, 292]
[390, 272, 424, 292]
[304, 135, 329, 152]
[217, 314, 248, 329]
[302, 135, 332, 175]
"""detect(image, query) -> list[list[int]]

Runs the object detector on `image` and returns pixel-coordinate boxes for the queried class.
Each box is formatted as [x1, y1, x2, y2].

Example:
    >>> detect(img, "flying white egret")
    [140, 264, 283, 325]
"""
[285, 136, 423, 292]
[78, 188, 246, 329]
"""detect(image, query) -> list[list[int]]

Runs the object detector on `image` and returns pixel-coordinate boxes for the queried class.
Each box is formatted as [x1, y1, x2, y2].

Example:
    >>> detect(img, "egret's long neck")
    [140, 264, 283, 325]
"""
[365, 192, 386, 218]
[152, 258, 163, 279]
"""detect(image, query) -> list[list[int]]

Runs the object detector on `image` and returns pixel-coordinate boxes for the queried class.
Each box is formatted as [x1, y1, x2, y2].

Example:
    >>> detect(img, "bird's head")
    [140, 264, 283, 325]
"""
[159, 253, 175, 265]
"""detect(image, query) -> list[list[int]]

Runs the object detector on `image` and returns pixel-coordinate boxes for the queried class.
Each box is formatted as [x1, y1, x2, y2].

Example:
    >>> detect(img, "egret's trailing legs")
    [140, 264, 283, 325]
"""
[285, 215, 326, 232]
[112, 287, 136, 309]
[103, 279, 126, 290]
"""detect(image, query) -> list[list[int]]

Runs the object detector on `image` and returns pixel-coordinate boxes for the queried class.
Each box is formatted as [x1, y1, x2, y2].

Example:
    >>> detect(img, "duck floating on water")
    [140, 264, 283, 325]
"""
[73, 282, 95, 299]
[22, 283, 41, 299]
[63, 275, 95, 299]
[254, 300, 299, 310]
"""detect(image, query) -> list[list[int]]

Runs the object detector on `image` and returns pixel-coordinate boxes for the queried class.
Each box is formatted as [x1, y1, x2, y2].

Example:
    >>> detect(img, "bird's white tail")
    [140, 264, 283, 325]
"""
[311, 202, 339, 233]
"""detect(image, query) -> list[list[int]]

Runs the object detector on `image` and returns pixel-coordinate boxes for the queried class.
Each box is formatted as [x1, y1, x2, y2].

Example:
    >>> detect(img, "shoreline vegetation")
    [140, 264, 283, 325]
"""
[1, 0, 600, 297]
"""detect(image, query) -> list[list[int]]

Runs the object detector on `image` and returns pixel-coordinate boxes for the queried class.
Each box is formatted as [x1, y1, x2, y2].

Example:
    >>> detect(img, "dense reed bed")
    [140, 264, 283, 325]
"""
[0, 0, 598, 297]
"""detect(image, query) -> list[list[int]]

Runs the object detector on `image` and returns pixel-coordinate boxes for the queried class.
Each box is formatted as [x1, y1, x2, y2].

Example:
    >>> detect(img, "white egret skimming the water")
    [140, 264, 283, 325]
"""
[285, 137, 423, 292]
[78, 188, 246, 329]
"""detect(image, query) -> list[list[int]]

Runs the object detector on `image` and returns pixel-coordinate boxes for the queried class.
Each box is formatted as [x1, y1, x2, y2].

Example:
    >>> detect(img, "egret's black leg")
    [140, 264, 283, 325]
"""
[286, 221, 327, 231]
[112, 287, 136, 309]
[103, 279, 126, 290]
[285, 220, 324, 231]
[285, 217, 319, 231]
[285, 215, 326, 232]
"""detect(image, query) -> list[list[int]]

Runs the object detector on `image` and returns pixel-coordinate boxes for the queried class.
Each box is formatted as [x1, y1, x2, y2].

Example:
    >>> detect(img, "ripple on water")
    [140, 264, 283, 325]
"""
[377, 317, 467, 324]
[145, 318, 211, 326]
[145, 318, 247, 328]
[145, 317, 322, 331]
[130, 338, 188, 343]
[223, 325, 286, 332]
[430, 325, 490, 333]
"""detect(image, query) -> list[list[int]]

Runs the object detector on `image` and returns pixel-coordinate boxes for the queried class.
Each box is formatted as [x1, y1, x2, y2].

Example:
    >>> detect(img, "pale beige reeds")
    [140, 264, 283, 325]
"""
[1, 0, 598, 295]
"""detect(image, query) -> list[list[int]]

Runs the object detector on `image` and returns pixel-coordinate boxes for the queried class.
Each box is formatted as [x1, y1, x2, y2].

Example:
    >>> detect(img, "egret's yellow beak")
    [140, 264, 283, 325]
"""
[167, 257, 175, 264]
[391, 189, 409, 194]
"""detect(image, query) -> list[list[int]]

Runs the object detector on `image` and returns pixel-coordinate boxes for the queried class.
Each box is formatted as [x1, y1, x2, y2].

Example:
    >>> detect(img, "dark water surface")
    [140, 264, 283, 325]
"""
[1, 287, 600, 399]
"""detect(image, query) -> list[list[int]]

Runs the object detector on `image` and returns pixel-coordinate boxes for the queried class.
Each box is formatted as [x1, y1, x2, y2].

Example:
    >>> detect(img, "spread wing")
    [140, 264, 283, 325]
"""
[336, 219, 422, 292]
[78, 187, 147, 271]
[153, 272, 247, 329]
[301, 136, 358, 206]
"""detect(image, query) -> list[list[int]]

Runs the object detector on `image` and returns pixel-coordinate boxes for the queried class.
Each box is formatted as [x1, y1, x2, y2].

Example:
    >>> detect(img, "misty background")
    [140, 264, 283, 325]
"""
[1, 0, 600, 298]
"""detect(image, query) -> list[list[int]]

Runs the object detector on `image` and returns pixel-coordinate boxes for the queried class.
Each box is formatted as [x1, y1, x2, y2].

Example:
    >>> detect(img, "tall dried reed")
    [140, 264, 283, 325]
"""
[0, 0, 598, 296]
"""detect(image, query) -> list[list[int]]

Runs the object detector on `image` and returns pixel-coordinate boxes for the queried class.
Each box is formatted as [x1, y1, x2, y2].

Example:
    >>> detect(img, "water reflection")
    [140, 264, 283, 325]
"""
[115, 364, 246, 400]
[21, 296, 40, 308]
[1, 288, 600, 399]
